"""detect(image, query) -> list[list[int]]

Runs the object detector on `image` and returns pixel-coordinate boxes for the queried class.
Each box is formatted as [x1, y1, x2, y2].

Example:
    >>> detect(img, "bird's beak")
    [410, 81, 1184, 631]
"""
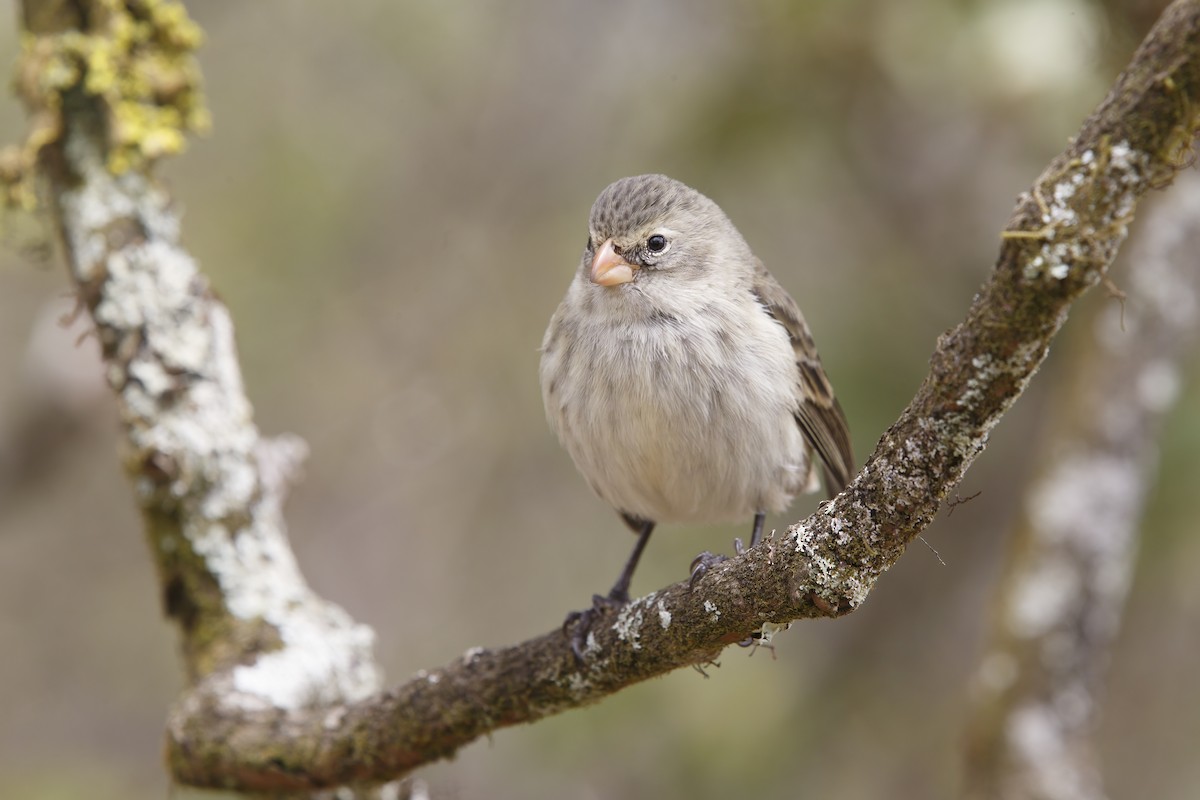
[590, 238, 637, 286]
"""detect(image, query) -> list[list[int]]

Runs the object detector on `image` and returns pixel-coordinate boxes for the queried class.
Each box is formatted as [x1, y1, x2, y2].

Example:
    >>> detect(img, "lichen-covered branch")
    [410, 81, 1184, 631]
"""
[8, 0, 1200, 794]
[4, 0, 208, 209]
[962, 170, 1200, 800]
[10, 1, 386, 797]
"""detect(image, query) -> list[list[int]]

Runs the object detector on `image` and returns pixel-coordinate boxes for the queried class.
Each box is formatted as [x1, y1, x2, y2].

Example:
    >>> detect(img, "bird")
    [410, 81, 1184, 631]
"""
[539, 174, 852, 656]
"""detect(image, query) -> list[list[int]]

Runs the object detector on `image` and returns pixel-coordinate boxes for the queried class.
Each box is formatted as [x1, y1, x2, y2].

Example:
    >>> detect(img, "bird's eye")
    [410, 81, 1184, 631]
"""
[646, 234, 668, 253]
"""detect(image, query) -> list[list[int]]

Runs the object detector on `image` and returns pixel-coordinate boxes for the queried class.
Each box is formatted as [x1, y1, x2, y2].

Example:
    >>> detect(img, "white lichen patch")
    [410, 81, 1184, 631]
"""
[1054, 681, 1093, 728]
[956, 341, 1044, 418]
[756, 621, 790, 645]
[1018, 141, 1146, 284]
[958, 355, 992, 407]
[210, 497, 380, 708]
[1108, 141, 1139, 180]
[59, 121, 383, 712]
[830, 516, 850, 546]
[322, 706, 348, 730]
[231, 602, 380, 709]
[1008, 704, 1064, 763]
[703, 599, 721, 621]
[1005, 696, 1102, 800]
[1022, 238, 1090, 283]
[793, 522, 871, 609]
[566, 671, 593, 698]
[127, 356, 175, 397]
[1005, 556, 1081, 639]
[1131, 169, 1200, 331]
[656, 599, 672, 629]
[1001, 451, 1144, 649]
[1027, 454, 1140, 555]
[201, 467, 382, 710]
[1006, 704, 1081, 798]
[1046, 171, 1083, 229]
[613, 601, 646, 650]
[61, 134, 139, 277]
[1137, 359, 1181, 413]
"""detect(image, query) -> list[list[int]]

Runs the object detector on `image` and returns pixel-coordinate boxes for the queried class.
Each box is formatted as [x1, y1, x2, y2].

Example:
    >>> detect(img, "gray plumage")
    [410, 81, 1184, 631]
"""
[541, 174, 852, 533]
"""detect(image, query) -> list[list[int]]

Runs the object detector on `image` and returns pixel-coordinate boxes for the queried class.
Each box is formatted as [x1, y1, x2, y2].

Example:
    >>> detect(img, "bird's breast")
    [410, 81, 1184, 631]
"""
[543, 301, 812, 524]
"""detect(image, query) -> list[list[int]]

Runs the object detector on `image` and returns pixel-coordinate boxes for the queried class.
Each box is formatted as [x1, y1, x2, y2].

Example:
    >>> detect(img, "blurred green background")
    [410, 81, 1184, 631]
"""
[1, 0, 1197, 798]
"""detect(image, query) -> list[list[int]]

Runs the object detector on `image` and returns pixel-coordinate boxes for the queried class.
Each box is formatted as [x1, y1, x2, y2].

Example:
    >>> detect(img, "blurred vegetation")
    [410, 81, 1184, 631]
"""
[0, 1, 1194, 798]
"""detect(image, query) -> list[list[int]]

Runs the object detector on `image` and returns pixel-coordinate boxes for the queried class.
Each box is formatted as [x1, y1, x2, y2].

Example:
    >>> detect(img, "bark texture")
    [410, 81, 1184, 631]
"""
[8, 0, 1200, 794]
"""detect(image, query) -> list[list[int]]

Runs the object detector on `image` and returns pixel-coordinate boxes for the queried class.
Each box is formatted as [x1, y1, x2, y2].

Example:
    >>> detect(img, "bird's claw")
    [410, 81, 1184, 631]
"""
[689, 550, 728, 589]
[563, 592, 627, 662]
[689, 535, 752, 590]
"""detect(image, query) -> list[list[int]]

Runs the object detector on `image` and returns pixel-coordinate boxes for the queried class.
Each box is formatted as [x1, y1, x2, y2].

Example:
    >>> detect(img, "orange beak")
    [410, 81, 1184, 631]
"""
[590, 238, 637, 286]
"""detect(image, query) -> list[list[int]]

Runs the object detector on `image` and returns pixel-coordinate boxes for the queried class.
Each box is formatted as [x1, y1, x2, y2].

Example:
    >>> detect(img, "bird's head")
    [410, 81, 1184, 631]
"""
[583, 174, 741, 289]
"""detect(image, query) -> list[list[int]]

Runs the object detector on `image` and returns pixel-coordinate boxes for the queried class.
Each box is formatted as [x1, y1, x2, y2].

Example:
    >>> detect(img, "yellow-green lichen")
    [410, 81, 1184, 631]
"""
[2, 0, 209, 209]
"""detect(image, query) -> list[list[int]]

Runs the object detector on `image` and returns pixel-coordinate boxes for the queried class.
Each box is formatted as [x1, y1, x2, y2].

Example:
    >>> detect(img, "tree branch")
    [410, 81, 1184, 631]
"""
[10, 0, 1200, 793]
[962, 168, 1200, 800]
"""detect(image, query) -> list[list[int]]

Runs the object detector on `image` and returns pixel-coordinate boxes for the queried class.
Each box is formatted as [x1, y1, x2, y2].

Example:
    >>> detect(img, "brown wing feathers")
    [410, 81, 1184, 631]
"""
[750, 260, 854, 499]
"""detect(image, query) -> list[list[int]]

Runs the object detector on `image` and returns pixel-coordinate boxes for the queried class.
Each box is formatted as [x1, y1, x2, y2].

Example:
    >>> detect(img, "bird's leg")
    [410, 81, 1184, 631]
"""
[748, 511, 766, 549]
[564, 517, 655, 661]
[605, 518, 655, 604]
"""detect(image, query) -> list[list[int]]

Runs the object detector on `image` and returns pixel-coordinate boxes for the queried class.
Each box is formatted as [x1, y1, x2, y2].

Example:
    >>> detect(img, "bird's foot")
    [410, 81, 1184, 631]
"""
[688, 537, 749, 590]
[688, 551, 727, 589]
[563, 591, 628, 662]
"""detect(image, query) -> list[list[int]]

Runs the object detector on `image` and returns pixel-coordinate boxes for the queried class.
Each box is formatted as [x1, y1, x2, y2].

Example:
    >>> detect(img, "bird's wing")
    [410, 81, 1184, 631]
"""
[750, 259, 854, 499]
